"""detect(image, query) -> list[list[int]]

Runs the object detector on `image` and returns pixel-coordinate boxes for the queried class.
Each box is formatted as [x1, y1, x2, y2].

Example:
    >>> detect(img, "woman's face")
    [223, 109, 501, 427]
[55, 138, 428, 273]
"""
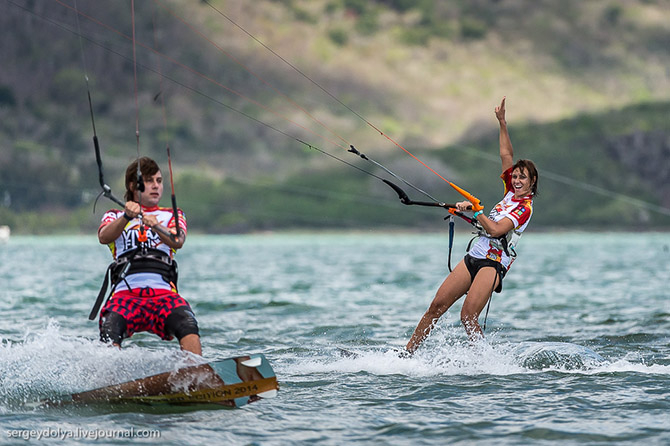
[511, 167, 533, 198]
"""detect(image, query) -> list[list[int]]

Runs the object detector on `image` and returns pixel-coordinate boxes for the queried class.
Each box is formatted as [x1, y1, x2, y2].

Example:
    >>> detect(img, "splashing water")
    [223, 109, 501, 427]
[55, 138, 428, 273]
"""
[0, 320, 201, 411]
[1, 233, 669, 445]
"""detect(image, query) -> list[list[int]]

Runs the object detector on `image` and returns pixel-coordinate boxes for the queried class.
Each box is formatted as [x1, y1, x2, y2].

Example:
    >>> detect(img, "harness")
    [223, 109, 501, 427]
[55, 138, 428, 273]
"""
[465, 228, 521, 262]
[445, 210, 520, 274]
[88, 247, 179, 320]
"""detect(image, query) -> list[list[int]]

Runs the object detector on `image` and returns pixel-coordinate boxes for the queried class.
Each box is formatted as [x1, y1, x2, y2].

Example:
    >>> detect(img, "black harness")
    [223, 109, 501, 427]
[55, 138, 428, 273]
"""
[465, 231, 516, 260]
[88, 247, 178, 320]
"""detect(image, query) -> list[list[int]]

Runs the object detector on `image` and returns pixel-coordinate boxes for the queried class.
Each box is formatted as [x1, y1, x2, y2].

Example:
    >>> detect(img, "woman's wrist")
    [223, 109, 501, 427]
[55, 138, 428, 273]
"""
[473, 210, 484, 218]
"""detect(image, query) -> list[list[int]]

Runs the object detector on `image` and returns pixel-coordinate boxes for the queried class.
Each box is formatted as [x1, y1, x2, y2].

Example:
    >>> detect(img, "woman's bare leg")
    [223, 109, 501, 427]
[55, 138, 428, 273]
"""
[460, 267, 500, 341]
[405, 260, 472, 353]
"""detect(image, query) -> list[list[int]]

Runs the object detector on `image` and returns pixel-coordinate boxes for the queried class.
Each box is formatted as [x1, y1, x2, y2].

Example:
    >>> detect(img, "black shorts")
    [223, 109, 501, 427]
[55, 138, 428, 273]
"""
[463, 254, 506, 293]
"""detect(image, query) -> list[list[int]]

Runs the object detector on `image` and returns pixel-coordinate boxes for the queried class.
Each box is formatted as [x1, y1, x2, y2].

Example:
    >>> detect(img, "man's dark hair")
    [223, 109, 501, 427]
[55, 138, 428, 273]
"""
[124, 157, 161, 202]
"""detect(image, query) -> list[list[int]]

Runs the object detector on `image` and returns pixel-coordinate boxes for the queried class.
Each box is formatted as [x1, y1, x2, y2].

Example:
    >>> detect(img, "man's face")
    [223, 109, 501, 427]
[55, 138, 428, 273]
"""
[134, 171, 163, 206]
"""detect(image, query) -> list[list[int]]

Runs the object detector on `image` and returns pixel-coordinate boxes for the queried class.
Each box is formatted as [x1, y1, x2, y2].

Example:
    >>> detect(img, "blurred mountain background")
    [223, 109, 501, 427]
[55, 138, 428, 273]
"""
[1, 0, 669, 233]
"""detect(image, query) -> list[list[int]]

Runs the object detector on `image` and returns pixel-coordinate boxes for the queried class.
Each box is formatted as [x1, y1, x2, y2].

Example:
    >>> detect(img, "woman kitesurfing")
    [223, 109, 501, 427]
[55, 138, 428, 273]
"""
[405, 97, 538, 353]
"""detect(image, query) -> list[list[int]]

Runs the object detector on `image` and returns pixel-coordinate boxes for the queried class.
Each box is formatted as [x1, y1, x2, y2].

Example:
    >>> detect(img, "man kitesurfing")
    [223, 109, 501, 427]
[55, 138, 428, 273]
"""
[70, 0, 202, 356]
[405, 97, 538, 353]
[94, 157, 202, 356]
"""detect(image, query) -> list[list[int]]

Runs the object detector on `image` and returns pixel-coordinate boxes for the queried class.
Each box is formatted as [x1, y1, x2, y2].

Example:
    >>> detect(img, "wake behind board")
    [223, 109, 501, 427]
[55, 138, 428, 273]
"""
[43, 354, 278, 410]
[336, 347, 360, 358]
[511, 341, 606, 370]
[337, 347, 411, 359]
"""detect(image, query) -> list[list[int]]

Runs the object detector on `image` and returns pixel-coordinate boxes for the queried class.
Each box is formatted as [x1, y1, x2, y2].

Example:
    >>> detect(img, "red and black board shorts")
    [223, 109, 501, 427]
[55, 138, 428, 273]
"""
[100, 288, 192, 340]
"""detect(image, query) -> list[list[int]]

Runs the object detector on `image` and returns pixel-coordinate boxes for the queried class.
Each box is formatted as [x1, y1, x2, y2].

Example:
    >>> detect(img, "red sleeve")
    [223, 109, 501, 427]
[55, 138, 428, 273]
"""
[168, 209, 188, 235]
[500, 167, 514, 195]
[509, 201, 532, 227]
[99, 209, 122, 230]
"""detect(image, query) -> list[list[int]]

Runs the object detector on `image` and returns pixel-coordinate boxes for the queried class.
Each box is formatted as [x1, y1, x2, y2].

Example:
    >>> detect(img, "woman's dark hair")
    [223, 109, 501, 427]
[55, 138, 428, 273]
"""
[124, 157, 161, 202]
[513, 159, 538, 196]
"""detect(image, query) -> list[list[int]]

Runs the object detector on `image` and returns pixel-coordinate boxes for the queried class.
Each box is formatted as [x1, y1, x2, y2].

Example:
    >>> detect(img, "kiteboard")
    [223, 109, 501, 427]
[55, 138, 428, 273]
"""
[42, 353, 278, 409]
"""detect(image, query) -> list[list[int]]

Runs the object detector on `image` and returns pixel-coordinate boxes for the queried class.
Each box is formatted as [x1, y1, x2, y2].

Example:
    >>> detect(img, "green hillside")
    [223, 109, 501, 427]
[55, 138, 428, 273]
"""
[1, 0, 669, 233]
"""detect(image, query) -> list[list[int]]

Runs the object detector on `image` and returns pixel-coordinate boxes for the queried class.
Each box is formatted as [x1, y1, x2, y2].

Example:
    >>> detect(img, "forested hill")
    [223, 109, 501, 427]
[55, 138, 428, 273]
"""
[1, 0, 669, 233]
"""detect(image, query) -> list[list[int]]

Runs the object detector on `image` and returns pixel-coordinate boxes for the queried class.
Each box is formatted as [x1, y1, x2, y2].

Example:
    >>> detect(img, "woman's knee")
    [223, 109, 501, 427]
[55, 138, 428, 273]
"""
[426, 300, 451, 319]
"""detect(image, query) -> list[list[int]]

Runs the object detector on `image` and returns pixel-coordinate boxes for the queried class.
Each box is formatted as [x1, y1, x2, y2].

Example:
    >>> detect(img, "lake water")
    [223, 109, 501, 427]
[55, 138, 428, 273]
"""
[1, 232, 669, 445]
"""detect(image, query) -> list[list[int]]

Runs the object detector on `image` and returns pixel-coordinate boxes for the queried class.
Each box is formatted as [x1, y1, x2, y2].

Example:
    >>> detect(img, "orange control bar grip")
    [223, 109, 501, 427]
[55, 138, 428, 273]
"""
[449, 182, 483, 211]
